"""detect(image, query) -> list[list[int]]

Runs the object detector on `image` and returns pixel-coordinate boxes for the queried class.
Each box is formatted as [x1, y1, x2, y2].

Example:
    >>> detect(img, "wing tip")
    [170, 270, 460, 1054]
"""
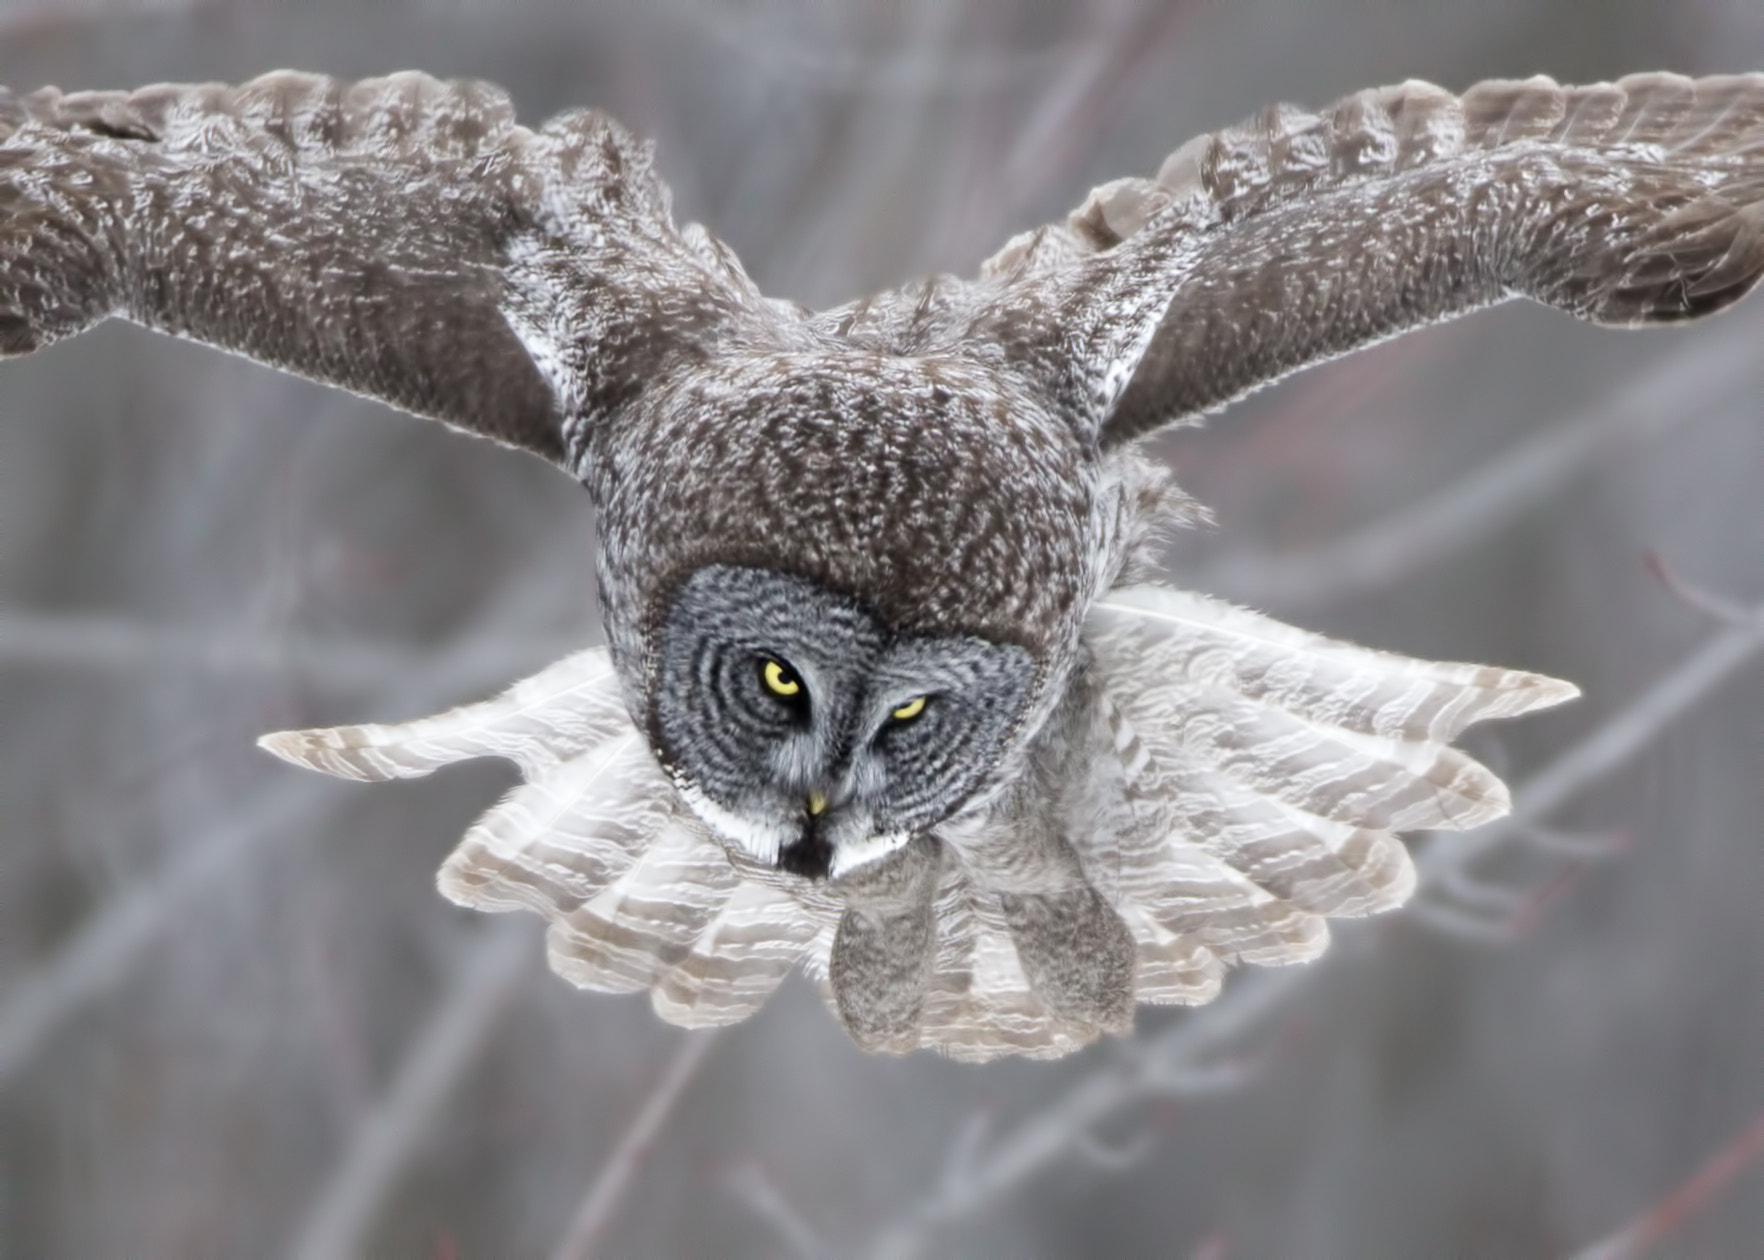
[1514, 672, 1582, 714]
[259, 717, 475, 783]
[256, 725, 387, 781]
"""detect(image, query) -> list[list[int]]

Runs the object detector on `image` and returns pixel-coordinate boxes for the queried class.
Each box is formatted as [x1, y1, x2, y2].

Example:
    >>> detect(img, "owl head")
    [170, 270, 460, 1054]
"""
[591, 350, 1116, 880]
[647, 564, 1038, 878]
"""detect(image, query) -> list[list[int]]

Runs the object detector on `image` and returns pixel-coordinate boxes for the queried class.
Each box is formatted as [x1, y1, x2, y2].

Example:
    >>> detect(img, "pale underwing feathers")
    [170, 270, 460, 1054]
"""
[262, 585, 1575, 1060]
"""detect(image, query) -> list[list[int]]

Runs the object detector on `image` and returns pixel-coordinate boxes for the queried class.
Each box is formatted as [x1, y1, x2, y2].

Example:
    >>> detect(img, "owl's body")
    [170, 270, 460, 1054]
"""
[595, 347, 1108, 711]
[6, 68, 1764, 1058]
[585, 341, 1182, 1046]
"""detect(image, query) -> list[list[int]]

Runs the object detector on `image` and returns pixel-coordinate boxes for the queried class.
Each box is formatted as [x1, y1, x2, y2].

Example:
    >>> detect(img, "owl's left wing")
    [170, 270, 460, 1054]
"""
[830, 74, 1764, 445]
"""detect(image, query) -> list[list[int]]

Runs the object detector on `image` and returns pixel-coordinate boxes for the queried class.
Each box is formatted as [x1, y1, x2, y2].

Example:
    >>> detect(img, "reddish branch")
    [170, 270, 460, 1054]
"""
[1567, 1105, 1764, 1260]
[550, 1030, 725, 1260]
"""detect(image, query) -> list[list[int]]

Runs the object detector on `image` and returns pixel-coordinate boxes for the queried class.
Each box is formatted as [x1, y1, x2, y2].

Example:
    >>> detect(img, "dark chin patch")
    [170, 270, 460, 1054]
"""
[777, 814, 833, 879]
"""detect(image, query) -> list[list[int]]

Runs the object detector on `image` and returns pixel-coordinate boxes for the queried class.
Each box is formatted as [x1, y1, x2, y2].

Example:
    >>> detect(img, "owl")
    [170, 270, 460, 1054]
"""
[3, 70, 1761, 1061]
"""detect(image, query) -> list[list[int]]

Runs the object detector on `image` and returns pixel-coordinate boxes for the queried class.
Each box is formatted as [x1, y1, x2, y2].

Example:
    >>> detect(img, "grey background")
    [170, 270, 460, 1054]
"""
[1, 1, 1761, 1256]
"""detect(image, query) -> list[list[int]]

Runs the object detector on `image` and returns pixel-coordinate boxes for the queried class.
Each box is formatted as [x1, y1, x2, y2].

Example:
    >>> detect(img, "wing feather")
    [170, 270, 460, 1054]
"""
[258, 647, 626, 781]
[1082, 584, 1577, 948]
[435, 735, 661, 918]
[0, 71, 758, 465]
[254, 580, 1577, 1059]
[1091, 587, 1577, 743]
[544, 816, 740, 994]
[651, 881, 834, 1029]
[1095, 73, 1764, 442]
[824, 74, 1764, 443]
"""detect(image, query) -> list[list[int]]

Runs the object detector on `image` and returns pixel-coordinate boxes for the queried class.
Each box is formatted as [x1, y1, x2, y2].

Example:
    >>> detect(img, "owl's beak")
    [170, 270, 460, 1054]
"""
[807, 790, 828, 817]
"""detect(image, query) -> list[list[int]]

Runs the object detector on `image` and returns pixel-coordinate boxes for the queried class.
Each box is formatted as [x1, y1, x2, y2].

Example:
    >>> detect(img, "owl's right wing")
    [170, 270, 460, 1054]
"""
[1078, 585, 1579, 993]
[260, 649, 847, 1032]
[0, 71, 761, 468]
[829, 74, 1764, 446]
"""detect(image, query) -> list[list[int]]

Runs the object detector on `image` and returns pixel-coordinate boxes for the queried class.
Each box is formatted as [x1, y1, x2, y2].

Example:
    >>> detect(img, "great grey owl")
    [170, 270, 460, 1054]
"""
[3, 70, 1761, 1060]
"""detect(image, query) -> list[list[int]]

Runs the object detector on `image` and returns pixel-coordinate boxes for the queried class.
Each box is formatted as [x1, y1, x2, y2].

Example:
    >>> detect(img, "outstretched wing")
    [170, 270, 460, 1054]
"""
[1082, 586, 1580, 968]
[261, 650, 844, 1033]
[830, 74, 1764, 444]
[0, 71, 760, 466]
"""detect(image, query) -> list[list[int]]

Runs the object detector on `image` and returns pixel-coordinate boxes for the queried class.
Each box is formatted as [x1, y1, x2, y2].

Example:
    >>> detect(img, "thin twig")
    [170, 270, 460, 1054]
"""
[0, 524, 589, 1084]
[1197, 314, 1764, 609]
[863, 601, 1764, 1260]
[550, 1029, 726, 1260]
[1644, 551, 1755, 624]
[270, 536, 599, 1259]
[0, 630, 566, 1086]
[867, 964, 1309, 1260]
[1415, 601, 1764, 882]
[0, 607, 570, 685]
[725, 1160, 827, 1260]
[286, 921, 539, 1260]
[1565, 1104, 1764, 1260]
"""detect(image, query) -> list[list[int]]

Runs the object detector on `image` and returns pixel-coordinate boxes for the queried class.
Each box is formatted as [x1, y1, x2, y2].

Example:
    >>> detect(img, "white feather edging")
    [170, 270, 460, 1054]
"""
[255, 584, 1579, 1059]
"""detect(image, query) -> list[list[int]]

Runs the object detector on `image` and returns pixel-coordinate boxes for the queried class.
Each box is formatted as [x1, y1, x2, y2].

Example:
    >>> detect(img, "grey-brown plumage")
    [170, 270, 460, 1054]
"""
[5, 69, 1763, 1060]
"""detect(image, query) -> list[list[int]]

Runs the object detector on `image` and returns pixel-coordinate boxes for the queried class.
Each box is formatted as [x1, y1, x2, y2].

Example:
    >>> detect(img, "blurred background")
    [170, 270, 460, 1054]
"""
[2, 1, 1762, 1256]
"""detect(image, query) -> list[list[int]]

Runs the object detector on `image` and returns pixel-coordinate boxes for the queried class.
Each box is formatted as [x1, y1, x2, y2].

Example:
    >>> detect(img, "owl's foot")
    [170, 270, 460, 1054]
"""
[828, 836, 940, 1054]
[999, 887, 1136, 1035]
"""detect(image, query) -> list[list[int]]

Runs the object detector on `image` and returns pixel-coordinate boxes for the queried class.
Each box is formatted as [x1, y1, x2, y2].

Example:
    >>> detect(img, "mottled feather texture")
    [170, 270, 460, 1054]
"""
[7, 69, 1761, 1059]
[262, 590, 1576, 1062]
[0, 71, 775, 463]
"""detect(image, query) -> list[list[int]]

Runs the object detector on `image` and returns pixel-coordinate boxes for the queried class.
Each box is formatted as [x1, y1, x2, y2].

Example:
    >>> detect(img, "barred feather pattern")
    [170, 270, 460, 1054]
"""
[3, 68, 1754, 1061]
[260, 584, 1576, 1062]
[820, 72, 1764, 446]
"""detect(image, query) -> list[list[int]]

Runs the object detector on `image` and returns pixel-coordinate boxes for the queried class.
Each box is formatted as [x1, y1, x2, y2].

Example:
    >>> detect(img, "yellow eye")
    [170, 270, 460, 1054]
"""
[891, 695, 927, 722]
[761, 658, 802, 698]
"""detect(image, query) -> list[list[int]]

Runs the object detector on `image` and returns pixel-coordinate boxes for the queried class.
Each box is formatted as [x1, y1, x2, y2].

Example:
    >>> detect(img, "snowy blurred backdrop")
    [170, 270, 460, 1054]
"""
[2, 2, 1762, 1256]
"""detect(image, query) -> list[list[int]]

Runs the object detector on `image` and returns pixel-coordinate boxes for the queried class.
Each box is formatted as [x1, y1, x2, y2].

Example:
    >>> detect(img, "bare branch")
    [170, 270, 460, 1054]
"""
[1416, 603, 1764, 881]
[0, 770, 319, 1084]
[0, 608, 574, 686]
[550, 1029, 725, 1260]
[1513, 824, 1630, 860]
[0, 528, 593, 1084]
[0, 0, 216, 35]
[935, 1111, 994, 1197]
[1196, 313, 1764, 609]
[1566, 1104, 1764, 1260]
[285, 921, 539, 1260]
[1645, 552, 1759, 625]
[1423, 863, 1536, 916]
[864, 965, 1310, 1260]
[725, 1160, 827, 1260]
[1399, 896, 1522, 944]
[1075, 1128, 1158, 1172]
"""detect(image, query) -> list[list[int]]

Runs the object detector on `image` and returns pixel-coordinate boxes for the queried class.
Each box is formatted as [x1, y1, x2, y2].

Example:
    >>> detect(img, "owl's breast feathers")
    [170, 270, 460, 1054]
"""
[594, 348, 1108, 660]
